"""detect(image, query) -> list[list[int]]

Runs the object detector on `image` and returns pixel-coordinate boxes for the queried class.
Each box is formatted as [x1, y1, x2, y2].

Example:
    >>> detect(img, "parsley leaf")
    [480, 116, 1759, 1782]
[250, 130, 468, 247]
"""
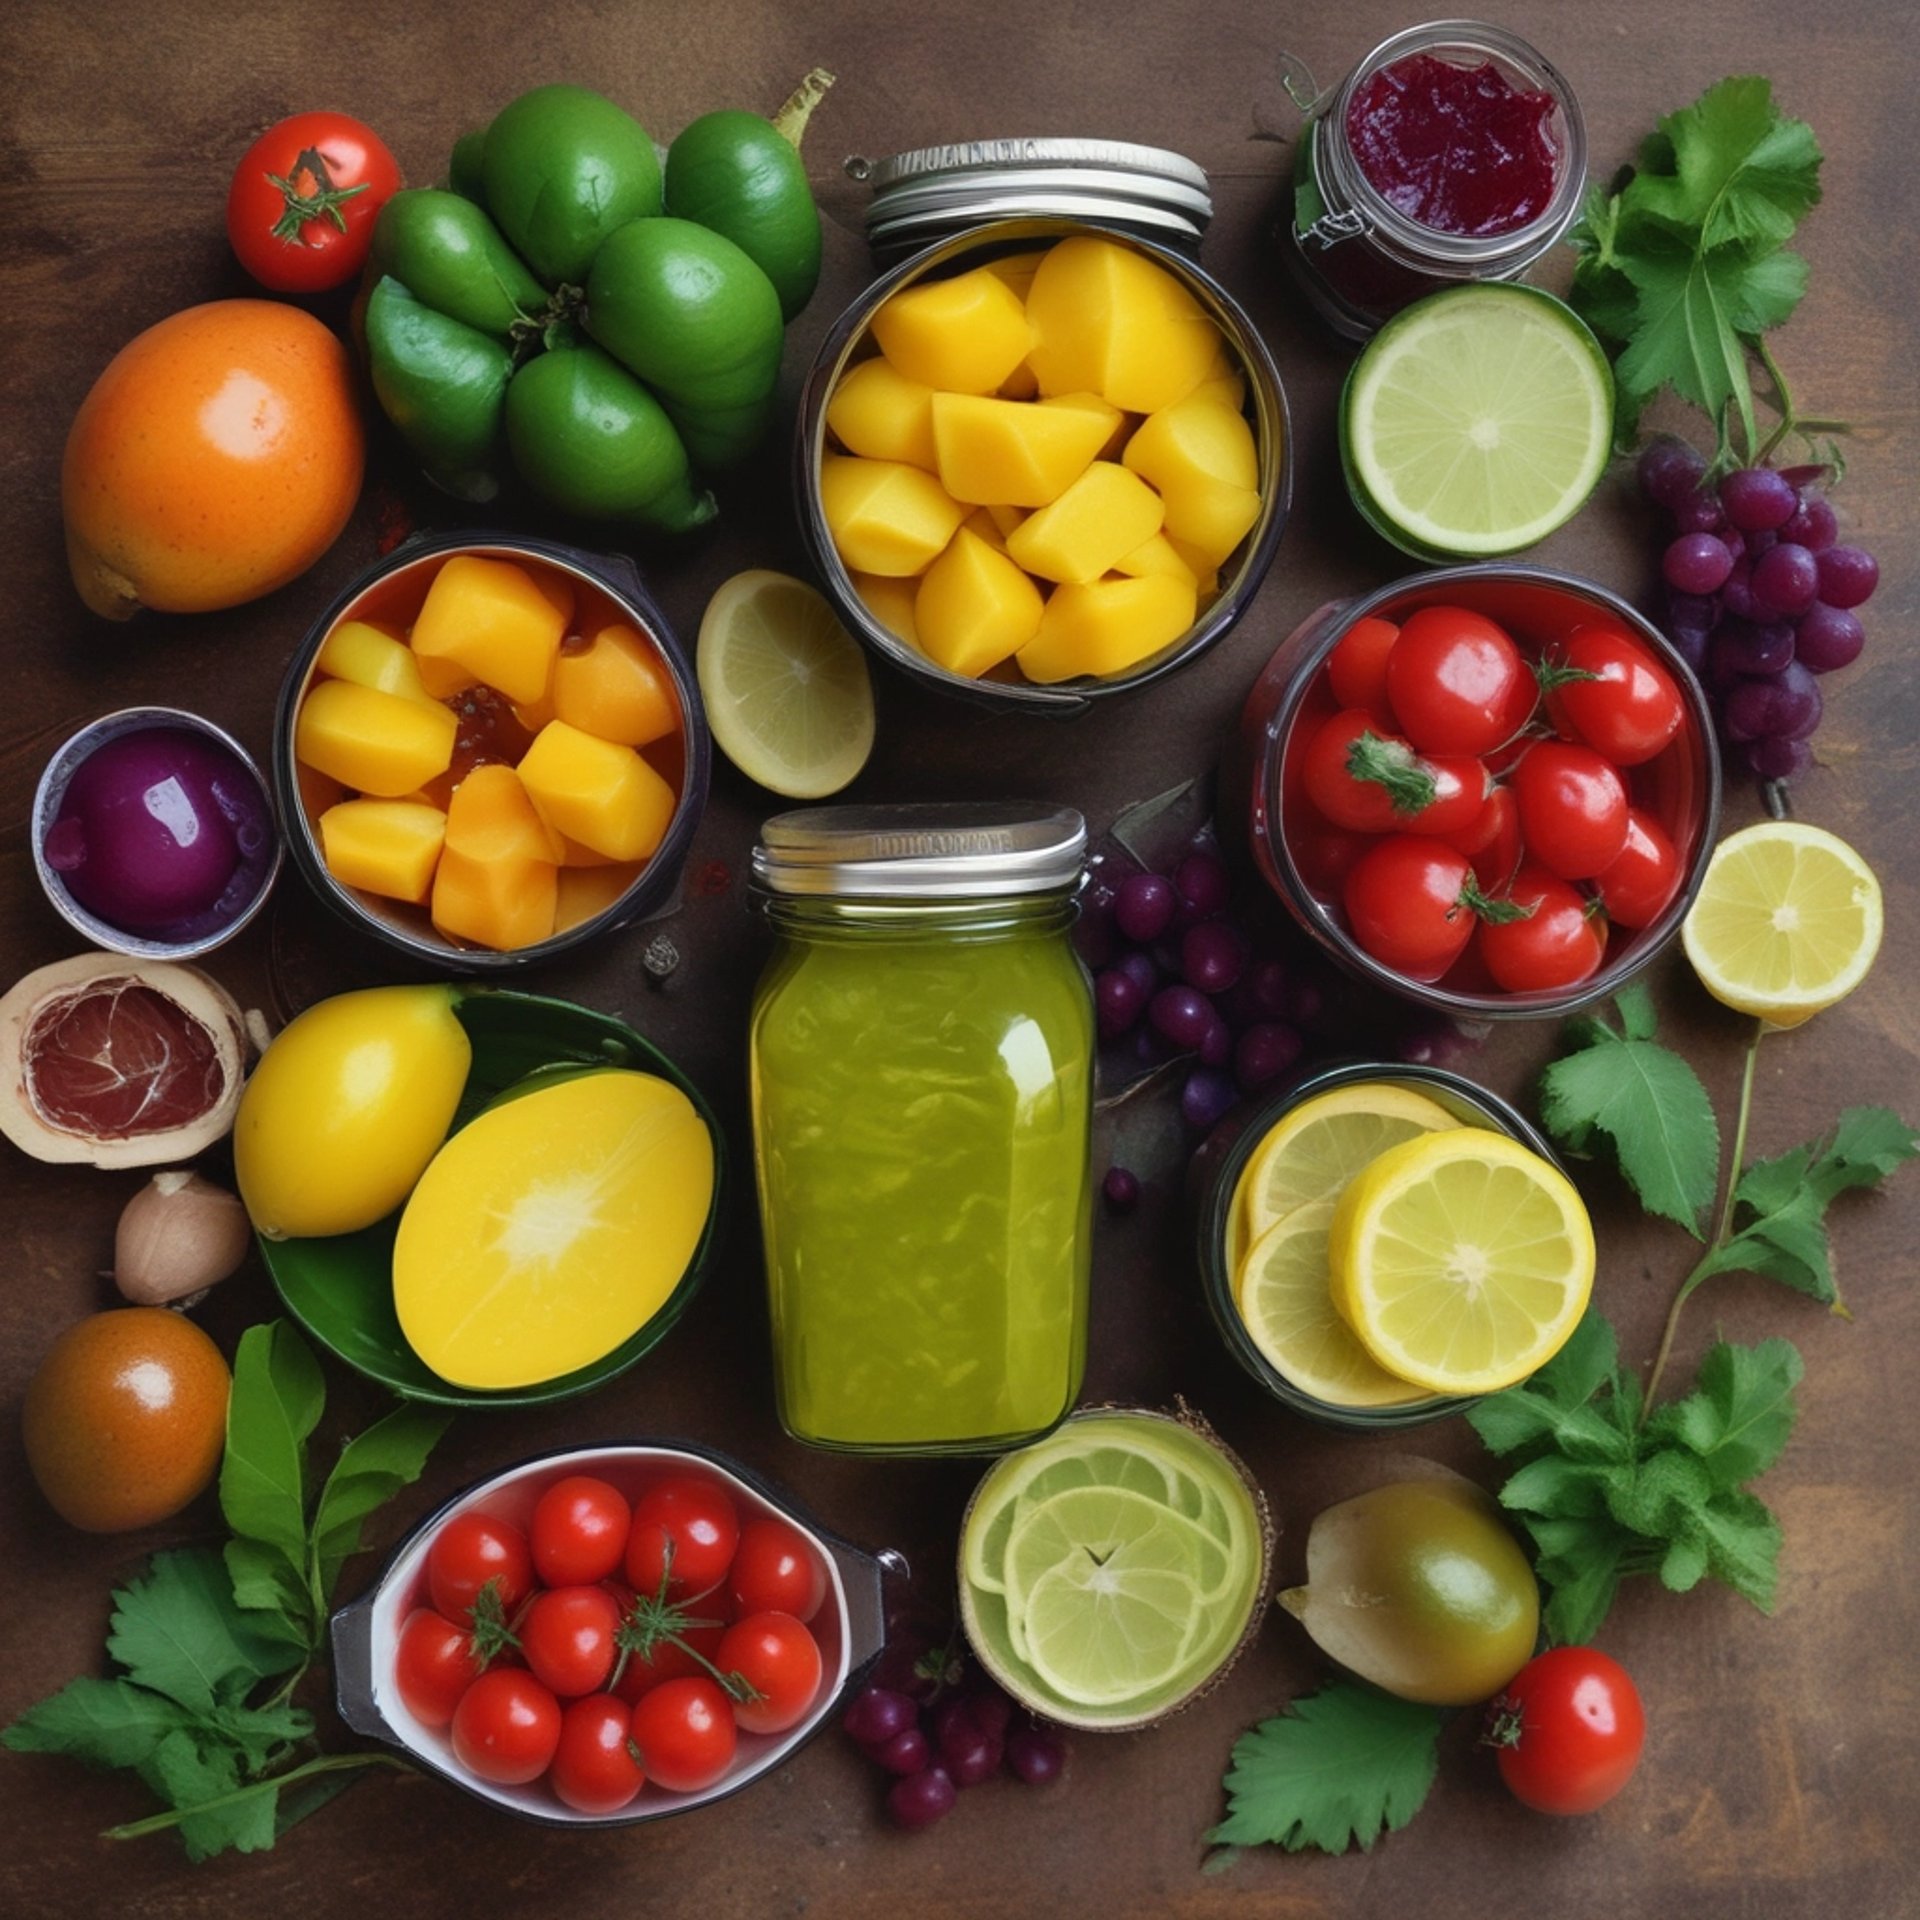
[1647, 1339, 1801, 1489]
[1211, 1684, 1446, 1855]
[105, 1550, 300, 1714]
[1629, 77, 1823, 250]
[1, 1678, 200, 1770]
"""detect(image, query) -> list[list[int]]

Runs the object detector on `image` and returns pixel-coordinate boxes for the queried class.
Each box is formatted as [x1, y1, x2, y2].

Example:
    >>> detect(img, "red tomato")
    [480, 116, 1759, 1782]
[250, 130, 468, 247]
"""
[1510, 742, 1629, 880]
[612, 1617, 729, 1704]
[626, 1477, 740, 1599]
[1592, 810, 1683, 929]
[1489, 1646, 1646, 1815]
[393, 1608, 493, 1729]
[629, 1677, 737, 1792]
[1326, 615, 1399, 713]
[1343, 836, 1478, 978]
[1301, 709, 1484, 837]
[549, 1695, 648, 1814]
[1546, 627, 1685, 767]
[450, 1669, 562, 1786]
[1385, 606, 1528, 756]
[1287, 802, 1375, 898]
[1460, 787, 1524, 893]
[521, 1585, 622, 1699]
[531, 1475, 632, 1588]
[729, 1518, 828, 1623]
[428, 1511, 535, 1622]
[716, 1612, 825, 1735]
[1478, 867, 1608, 993]
[226, 111, 401, 293]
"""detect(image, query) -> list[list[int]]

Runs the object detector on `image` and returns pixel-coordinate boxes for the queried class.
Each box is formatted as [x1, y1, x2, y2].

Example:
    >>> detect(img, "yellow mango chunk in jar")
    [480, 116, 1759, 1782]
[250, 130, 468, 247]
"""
[409, 553, 569, 709]
[1005, 461, 1164, 586]
[554, 861, 646, 933]
[820, 455, 966, 576]
[295, 678, 458, 798]
[1154, 471, 1263, 569]
[1025, 237, 1222, 413]
[981, 249, 1048, 301]
[851, 572, 920, 645]
[444, 762, 563, 865]
[868, 267, 1033, 394]
[1112, 533, 1199, 588]
[1167, 535, 1221, 595]
[929, 391, 1120, 508]
[552, 622, 679, 749]
[318, 798, 448, 906]
[914, 526, 1046, 678]
[431, 843, 558, 952]
[318, 620, 440, 707]
[1123, 392, 1259, 493]
[825, 356, 939, 470]
[518, 719, 677, 863]
[1015, 573, 1198, 684]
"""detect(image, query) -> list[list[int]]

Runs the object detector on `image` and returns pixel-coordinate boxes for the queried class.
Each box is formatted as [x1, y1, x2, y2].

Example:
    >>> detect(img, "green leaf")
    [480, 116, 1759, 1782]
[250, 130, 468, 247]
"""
[1523, 1513, 1630, 1647]
[220, 1322, 325, 1571]
[1648, 1339, 1801, 1489]
[1498, 1455, 1618, 1519]
[1210, 1685, 1446, 1854]
[1812, 1107, 1920, 1197]
[208, 1698, 314, 1773]
[1688, 1489, 1782, 1611]
[1, 1678, 198, 1770]
[137, 1729, 279, 1862]
[1659, 1535, 1709, 1592]
[310, 1405, 451, 1605]
[1614, 982, 1658, 1042]
[105, 1550, 300, 1714]
[1603, 1448, 1714, 1537]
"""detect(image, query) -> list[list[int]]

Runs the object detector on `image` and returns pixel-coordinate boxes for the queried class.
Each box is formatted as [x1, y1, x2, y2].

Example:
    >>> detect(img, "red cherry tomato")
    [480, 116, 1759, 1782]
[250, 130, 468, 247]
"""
[521, 1584, 623, 1699]
[226, 111, 401, 293]
[1459, 786, 1524, 893]
[729, 1518, 828, 1623]
[1301, 709, 1485, 837]
[611, 1616, 729, 1704]
[1592, 810, 1683, 929]
[1545, 627, 1685, 766]
[626, 1478, 740, 1599]
[1489, 1646, 1646, 1815]
[393, 1608, 494, 1729]
[716, 1611, 825, 1735]
[428, 1511, 535, 1622]
[629, 1677, 738, 1792]
[1286, 801, 1376, 897]
[1343, 836, 1478, 979]
[1478, 866, 1608, 993]
[1385, 606, 1528, 756]
[1326, 614, 1399, 713]
[1510, 742, 1630, 880]
[549, 1695, 648, 1814]
[450, 1668, 562, 1785]
[531, 1475, 632, 1588]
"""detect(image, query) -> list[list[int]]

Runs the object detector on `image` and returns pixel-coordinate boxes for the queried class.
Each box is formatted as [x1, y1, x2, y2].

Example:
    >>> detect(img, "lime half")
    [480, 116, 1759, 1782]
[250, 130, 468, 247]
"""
[1341, 284, 1614, 558]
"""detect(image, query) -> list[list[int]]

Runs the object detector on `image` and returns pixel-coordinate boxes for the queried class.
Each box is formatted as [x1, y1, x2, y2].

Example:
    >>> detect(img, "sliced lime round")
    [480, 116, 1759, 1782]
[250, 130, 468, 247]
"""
[1021, 1552, 1204, 1709]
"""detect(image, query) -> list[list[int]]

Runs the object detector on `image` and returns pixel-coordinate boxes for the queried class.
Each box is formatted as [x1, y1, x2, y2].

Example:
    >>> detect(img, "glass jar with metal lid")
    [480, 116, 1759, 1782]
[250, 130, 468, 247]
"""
[798, 141, 1291, 715]
[1281, 21, 1587, 340]
[748, 802, 1093, 1455]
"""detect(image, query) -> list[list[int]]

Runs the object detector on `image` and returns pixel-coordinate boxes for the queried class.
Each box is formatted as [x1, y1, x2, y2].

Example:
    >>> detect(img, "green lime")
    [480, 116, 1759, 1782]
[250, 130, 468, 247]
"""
[1340, 284, 1614, 559]
[1006, 1484, 1232, 1610]
[963, 1442, 1177, 1593]
[1021, 1553, 1203, 1709]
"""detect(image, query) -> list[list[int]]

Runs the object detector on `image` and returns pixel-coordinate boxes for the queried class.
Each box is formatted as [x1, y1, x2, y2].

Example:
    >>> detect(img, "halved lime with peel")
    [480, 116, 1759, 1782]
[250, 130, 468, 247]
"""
[1341, 284, 1614, 559]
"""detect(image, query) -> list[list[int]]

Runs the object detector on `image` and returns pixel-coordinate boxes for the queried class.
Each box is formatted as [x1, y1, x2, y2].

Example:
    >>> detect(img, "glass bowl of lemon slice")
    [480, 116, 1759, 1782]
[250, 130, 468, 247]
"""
[1197, 1060, 1590, 1430]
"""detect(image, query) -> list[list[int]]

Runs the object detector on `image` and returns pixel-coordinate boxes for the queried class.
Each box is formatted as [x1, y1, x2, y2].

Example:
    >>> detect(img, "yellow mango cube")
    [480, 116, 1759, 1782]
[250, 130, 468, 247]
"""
[409, 554, 568, 708]
[295, 679, 458, 798]
[554, 863, 645, 934]
[444, 763, 563, 865]
[851, 572, 920, 645]
[914, 527, 1046, 678]
[297, 760, 347, 821]
[981, 250, 1047, 301]
[1025, 237, 1221, 413]
[819, 456, 966, 576]
[998, 360, 1039, 401]
[431, 845, 557, 952]
[554, 831, 621, 869]
[1005, 462, 1164, 586]
[825, 356, 939, 470]
[552, 622, 679, 748]
[1112, 534, 1199, 587]
[518, 720, 677, 863]
[984, 502, 1027, 539]
[929, 391, 1119, 508]
[1044, 391, 1131, 461]
[1167, 536, 1222, 595]
[1156, 472, 1263, 568]
[1015, 573, 1199, 684]
[317, 799, 448, 905]
[963, 508, 1009, 553]
[868, 267, 1033, 394]
[317, 620, 440, 707]
[1123, 393, 1259, 493]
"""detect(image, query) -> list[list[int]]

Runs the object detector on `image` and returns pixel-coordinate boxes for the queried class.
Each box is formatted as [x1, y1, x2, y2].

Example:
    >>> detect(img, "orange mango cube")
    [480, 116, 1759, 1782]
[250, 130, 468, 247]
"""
[444, 763, 563, 865]
[318, 799, 448, 906]
[914, 526, 1046, 678]
[1005, 462, 1164, 586]
[820, 456, 966, 576]
[825, 356, 939, 470]
[869, 267, 1033, 394]
[409, 554, 568, 708]
[518, 720, 677, 863]
[551, 623, 678, 748]
[1015, 573, 1198, 684]
[295, 678, 458, 798]
[431, 845, 558, 952]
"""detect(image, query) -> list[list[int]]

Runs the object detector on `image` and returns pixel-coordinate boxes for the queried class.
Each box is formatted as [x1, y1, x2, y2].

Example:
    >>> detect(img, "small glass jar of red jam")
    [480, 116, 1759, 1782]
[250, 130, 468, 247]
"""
[1283, 21, 1586, 340]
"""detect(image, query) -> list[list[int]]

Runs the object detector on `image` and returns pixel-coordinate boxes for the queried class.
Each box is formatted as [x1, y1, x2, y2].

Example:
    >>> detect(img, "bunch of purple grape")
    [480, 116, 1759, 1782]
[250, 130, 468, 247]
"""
[1641, 438, 1878, 785]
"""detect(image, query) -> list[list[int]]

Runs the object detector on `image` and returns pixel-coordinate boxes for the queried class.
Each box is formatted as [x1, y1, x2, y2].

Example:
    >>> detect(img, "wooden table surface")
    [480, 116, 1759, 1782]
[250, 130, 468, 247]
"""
[3, 3, 1915, 1916]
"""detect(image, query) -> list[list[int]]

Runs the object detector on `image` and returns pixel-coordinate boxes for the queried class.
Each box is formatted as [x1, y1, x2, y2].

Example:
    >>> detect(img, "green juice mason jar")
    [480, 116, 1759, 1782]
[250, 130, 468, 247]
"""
[749, 803, 1094, 1454]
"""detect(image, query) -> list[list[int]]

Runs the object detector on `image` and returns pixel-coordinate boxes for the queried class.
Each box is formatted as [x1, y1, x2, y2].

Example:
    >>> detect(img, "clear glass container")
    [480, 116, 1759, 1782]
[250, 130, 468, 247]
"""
[1283, 20, 1587, 340]
[748, 804, 1094, 1455]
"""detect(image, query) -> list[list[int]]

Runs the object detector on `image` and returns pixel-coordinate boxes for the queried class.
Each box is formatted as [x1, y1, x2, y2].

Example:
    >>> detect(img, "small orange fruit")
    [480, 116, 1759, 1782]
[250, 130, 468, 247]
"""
[62, 298, 365, 620]
[23, 1308, 231, 1531]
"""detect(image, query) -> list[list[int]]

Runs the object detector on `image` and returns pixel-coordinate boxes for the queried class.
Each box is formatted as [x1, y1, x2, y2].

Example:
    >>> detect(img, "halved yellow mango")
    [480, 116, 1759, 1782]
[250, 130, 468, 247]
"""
[869, 267, 1033, 394]
[1005, 461, 1164, 585]
[1015, 573, 1198, 684]
[318, 798, 447, 905]
[914, 525, 1046, 678]
[295, 679, 458, 797]
[825, 356, 939, 469]
[819, 455, 966, 576]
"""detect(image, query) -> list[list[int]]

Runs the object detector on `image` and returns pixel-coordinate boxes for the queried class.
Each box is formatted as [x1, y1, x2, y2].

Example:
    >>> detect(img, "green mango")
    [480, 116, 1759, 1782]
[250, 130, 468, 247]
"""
[482, 85, 662, 286]
[364, 277, 511, 503]
[505, 344, 715, 534]
[370, 189, 547, 337]
[664, 109, 822, 321]
[448, 128, 488, 202]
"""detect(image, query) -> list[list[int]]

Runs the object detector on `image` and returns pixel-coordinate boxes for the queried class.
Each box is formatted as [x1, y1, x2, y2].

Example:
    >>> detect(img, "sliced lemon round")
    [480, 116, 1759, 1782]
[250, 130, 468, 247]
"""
[1233, 1200, 1436, 1410]
[695, 569, 875, 798]
[1682, 822, 1883, 1029]
[1329, 1129, 1594, 1395]
[1235, 1081, 1458, 1247]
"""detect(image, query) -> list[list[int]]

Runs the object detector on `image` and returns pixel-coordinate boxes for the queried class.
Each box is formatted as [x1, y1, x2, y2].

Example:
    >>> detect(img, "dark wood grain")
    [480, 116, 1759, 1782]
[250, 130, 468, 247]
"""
[2, 4, 1915, 1916]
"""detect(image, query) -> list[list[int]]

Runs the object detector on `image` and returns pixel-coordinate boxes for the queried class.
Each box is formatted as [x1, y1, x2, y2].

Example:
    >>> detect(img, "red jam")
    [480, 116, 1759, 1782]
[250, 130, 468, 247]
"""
[1346, 53, 1560, 237]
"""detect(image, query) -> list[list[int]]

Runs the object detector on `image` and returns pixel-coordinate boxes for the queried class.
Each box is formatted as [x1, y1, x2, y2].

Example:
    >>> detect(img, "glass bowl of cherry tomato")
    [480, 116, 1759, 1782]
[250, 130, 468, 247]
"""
[1225, 563, 1720, 1017]
[329, 1441, 887, 1827]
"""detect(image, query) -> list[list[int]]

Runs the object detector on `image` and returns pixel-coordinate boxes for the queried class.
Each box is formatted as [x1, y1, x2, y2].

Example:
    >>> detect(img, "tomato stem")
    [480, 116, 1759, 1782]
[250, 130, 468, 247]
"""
[266, 147, 370, 246]
[610, 1539, 762, 1707]
[1344, 730, 1440, 818]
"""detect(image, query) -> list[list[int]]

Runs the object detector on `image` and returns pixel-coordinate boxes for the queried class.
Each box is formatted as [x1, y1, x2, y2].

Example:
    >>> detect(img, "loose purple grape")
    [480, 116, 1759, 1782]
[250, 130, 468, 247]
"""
[1149, 984, 1214, 1049]
[1746, 736, 1815, 780]
[1712, 621, 1796, 678]
[1794, 602, 1865, 674]
[1005, 1726, 1067, 1787]
[1663, 531, 1734, 595]
[1198, 1014, 1233, 1068]
[1670, 488, 1725, 535]
[1720, 466, 1798, 531]
[1781, 492, 1839, 551]
[1724, 668, 1821, 744]
[872, 1726, 932, 1776]
[844, 1687, 918, 1749]
[1181, 920, 1250, 995]
[887, 1764, 957, 1829]
[966, 1689, 1015, 1742]
[1720, 559, 1758, 623]
[1115, 949, 1158, 996]
[939, 1721, 1002, 1789]
[1173, 848, 1232, 921]
[1095, 967, 1148, 1039]
[1750, 541, 1819, 621]
[1103, 1166, 1140, 1213]
[1816, 545, 1879, 609]
[1114, 871, 1177, 943]
[1181, 1068, 1238, 1132]
[1234, 1022, 1304, 1093]
[1133, 1024, 1172, 1066]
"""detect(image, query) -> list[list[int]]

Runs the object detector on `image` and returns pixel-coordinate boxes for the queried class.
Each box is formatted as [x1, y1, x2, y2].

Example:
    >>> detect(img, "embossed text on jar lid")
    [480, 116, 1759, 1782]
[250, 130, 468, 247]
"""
[753, 802, 1087, 899]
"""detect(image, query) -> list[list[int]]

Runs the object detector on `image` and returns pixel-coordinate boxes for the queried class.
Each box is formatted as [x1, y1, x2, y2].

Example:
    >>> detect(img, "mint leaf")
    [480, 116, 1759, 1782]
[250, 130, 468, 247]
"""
[1687, 1489, 1781, 1610]
[311, 1405, 451, 1606]
[1603, 1449, 1714, 1536]
[1211, 1685, 1445, 1854]
[106, 1551, 299, 1714]
[1498, 1455, 1618, 1518]
[2, 1678, 198, 1769]
[1813, 1107, 1920, 1196]
[1650, 1339, 1801, 1488]
[1629, 77, 1823, 251]
[1524, 1512, 1630, 1646]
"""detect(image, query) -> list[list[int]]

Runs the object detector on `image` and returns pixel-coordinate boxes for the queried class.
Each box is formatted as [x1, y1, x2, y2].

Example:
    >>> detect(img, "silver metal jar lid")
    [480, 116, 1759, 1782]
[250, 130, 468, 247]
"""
[752, 802, 1087, 900]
